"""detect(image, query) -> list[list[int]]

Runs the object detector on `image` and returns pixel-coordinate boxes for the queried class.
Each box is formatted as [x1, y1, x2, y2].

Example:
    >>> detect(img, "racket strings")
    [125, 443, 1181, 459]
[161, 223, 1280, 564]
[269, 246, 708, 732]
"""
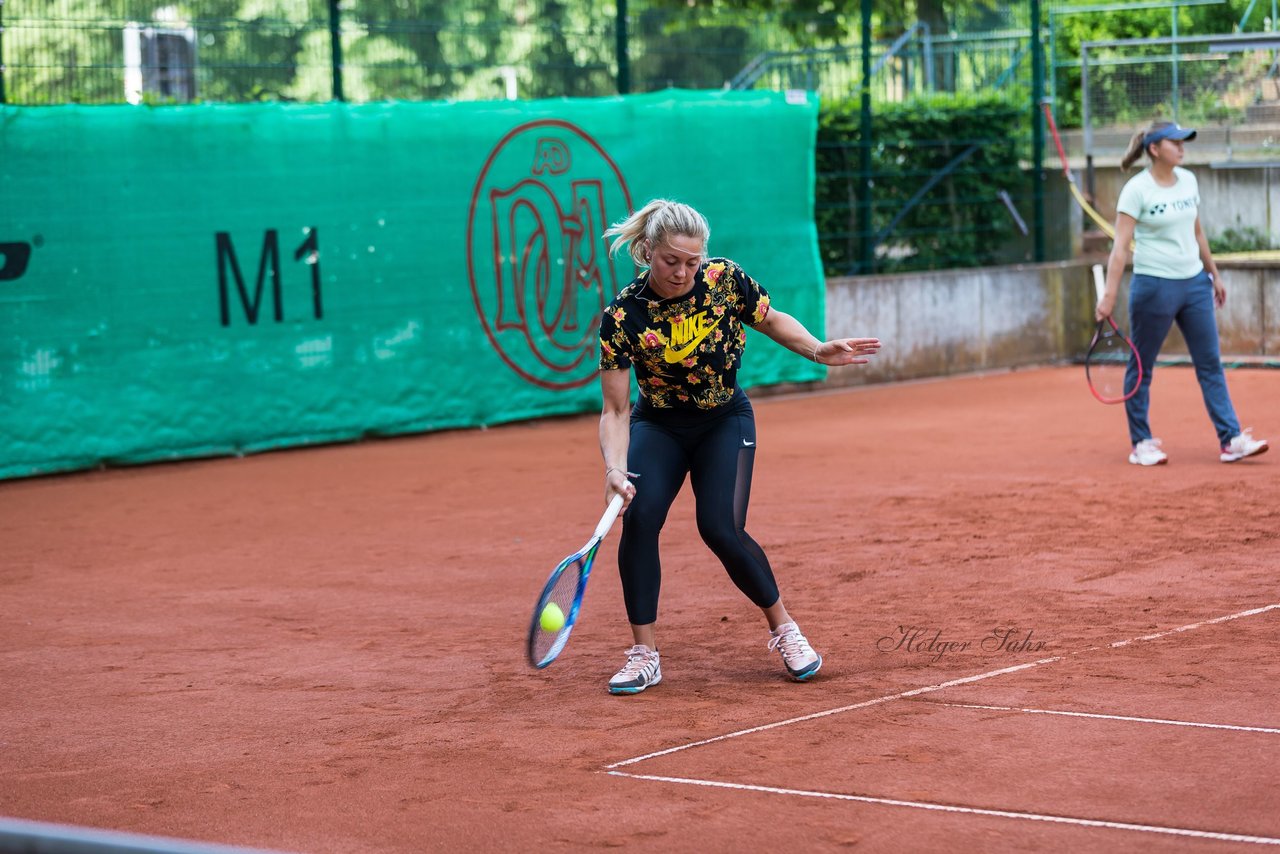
[529, 557, 586, 666]
[1087, 327, 1138, 402]
[526, 497, 623, 670]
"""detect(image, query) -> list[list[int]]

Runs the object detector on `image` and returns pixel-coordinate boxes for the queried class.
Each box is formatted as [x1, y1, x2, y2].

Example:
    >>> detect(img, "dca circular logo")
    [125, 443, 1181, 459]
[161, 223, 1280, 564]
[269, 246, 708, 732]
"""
[467, 120, 634, 389]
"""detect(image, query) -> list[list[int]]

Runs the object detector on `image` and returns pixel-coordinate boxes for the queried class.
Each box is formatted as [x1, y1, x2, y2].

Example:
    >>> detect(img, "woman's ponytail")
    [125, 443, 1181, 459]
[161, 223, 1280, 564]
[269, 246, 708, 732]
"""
[1120, 129, 1147, 170]
[1121, 120, 1178, 170]
[603, 199, 710, 267]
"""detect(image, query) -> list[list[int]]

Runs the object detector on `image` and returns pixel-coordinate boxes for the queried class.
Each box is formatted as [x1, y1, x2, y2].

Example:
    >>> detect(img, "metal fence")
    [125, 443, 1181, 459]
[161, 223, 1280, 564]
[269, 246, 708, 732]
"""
[0, 1, 1042, 107]
[2, 1, 609, 104]
[1077, 31, 1280, 166]
[730, 27, 1032, 105]
[0, 0, 856, 105]
[7, 3, 1276, 115]
[1043, 0, 1280, 167]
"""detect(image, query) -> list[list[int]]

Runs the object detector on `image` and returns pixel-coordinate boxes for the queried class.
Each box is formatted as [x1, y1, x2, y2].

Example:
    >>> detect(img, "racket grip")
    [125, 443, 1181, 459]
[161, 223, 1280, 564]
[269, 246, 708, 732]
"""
[1092, 263, 1106, 302]
[594, 493, 625, 539]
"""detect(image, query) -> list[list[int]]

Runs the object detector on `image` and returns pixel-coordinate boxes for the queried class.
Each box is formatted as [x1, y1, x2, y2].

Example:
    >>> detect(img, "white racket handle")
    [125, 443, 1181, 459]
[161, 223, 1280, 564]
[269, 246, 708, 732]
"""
[1092, 263, 1106, 302]
[592, 493, 625, 540]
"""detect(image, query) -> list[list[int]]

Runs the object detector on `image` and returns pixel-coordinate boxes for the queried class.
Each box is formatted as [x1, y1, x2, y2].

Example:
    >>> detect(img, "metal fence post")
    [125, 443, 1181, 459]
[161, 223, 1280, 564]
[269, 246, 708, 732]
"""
[1047, 11, 1056, 108]
[0, 0, 7, 104]
[921, 23, 934, 91]
[328, 0, 344, 102]
[1083, 44, 1097, 202]
[858, 0, 874, 275]
[616, 0, 630, 95]
[1031, 0, 1046, 263]
[1171, 2, 1179, 121]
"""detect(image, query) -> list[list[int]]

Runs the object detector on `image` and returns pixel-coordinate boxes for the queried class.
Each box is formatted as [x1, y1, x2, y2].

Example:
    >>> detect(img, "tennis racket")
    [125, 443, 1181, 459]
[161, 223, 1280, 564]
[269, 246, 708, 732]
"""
[527, 493, 625, 669]
[1086, 263, 1143, 404]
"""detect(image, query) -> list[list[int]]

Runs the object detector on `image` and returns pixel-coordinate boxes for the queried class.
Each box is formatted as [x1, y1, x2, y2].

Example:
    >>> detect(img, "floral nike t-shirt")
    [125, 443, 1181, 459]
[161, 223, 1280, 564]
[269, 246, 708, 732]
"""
[598, 258, 771, 410]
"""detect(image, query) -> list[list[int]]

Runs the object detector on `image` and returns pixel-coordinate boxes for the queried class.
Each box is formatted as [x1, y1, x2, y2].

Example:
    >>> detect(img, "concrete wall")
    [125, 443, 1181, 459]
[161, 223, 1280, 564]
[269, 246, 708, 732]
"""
[1196, 261, 1280, 357]
[1089, 162, 1280, 250]
[805, 259, 1278, 391]
[776, 158, 1280, 394]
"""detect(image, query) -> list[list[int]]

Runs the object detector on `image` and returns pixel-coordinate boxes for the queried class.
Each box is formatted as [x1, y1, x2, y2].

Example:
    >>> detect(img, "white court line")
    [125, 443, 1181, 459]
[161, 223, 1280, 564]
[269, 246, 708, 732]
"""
[1107, 603, 1280, 649]
[605, 772, 1280, 847]
[918, 701, 1280, 735]
[606, 602, 1280, 770]
[604, 657, 1061, 769]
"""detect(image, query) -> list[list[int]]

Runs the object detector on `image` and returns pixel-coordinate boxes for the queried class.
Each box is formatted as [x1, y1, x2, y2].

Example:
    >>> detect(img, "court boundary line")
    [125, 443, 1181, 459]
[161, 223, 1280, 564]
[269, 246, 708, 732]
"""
[605, 602, 1280, 770]
[604, 657, 1061, 769]
[602, 772, 1280, 846]
[915, 700, 1280, 735]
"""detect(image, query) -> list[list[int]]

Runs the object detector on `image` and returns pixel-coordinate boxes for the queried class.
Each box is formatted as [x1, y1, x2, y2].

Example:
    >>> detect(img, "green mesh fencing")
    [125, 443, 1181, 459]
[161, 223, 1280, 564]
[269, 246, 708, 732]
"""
[0, 90, 824, 479]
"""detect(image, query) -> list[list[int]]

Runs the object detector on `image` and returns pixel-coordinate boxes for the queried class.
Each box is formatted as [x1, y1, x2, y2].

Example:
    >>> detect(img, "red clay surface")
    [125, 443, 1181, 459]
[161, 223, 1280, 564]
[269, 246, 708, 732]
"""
[2, 365, 1277, 852]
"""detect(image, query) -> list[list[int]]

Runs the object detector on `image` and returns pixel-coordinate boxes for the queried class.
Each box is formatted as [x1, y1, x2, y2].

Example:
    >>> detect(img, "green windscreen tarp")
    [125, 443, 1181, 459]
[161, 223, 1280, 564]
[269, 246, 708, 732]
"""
[0, 90, 824, 479]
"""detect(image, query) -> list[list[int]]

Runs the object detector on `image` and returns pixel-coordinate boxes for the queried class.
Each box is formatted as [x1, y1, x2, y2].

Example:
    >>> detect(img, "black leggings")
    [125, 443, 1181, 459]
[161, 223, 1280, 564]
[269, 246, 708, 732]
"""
[618, 390, 780, 625]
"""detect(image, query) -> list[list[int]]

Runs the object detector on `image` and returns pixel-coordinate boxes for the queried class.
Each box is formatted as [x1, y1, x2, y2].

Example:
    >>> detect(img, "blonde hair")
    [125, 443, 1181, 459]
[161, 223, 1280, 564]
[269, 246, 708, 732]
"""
[1121, 120, 1179, 170]
[603, 199, 710, 267]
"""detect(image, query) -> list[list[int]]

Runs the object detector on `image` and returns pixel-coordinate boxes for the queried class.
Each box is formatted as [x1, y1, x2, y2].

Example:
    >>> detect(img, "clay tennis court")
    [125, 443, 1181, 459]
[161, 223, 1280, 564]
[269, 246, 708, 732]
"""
[2, 364, 1277, 852]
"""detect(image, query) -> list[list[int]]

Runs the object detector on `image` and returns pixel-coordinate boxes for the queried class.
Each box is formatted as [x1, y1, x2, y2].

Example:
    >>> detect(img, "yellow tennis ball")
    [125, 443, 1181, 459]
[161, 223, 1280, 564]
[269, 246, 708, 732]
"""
[540, 602, 566, 633]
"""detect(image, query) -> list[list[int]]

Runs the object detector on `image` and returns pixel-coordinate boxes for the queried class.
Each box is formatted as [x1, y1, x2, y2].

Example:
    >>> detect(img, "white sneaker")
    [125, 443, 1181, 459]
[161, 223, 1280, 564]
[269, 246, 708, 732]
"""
[1128, 438, 1168, 466]
[1221, 429, 1269, 463]
[608, 645, 661, 695]
[768, 622, 822, 681]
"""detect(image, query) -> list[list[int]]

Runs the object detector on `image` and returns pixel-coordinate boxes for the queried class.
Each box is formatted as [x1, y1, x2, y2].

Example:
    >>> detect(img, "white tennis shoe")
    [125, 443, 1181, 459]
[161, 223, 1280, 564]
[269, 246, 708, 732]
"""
[768, 622, 822, 681]
[1129, 438, 1168, 466]
[608, 644, 661, 695]
[1221, 429, 1269, 463]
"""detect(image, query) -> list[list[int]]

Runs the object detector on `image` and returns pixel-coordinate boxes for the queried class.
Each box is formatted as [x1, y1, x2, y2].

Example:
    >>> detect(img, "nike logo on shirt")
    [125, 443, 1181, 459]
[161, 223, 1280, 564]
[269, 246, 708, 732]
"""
[663, 311, 724, 363]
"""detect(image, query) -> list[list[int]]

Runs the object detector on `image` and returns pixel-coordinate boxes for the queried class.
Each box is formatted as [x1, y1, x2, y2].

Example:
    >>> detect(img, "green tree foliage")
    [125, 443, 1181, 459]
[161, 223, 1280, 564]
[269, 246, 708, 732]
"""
[520, 0, 614, 98]
[3, 0, 607, 104]
[9, 0, 1255, 108]
[10, 1, 1243, 109]
[634, 0, 849, 45]
[638, 0, 1014, 42]
[816, 94, 1026, 275]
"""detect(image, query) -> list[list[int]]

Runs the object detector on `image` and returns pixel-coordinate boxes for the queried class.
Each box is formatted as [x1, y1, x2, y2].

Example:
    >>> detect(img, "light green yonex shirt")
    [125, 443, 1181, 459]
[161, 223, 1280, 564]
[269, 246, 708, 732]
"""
[1115, 166, 1205, 279]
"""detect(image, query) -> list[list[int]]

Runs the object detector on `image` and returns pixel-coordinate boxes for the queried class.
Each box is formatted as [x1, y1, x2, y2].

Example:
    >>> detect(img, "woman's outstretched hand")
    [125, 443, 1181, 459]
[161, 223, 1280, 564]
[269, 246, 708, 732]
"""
[815, 337, 881, 366]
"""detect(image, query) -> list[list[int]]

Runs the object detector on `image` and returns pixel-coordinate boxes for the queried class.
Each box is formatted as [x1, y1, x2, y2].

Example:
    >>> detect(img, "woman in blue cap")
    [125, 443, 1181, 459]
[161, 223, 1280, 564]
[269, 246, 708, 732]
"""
[1096, 120, 1268, 466]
